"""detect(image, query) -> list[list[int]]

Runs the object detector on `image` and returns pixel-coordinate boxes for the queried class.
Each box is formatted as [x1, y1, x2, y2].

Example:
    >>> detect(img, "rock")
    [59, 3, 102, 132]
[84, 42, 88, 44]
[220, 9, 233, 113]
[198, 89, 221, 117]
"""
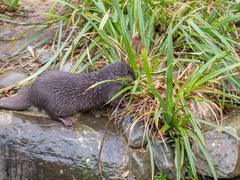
[0, 51, 8, 59]
[152, 140, 175, 180]
[61, 62, 74, 72]
[0, 110, 149, 179]
[122, 116, 147, 148]
[35, 49, 53, 64]
[0, 29, 17, 39]
[0, 71, 27, 88]
[189, 100, 216, 123]
[54, 62, 74, 72]
[128, 149, 151, 180]
[193, 129, 240, 178]
[223, 110, 240, 136]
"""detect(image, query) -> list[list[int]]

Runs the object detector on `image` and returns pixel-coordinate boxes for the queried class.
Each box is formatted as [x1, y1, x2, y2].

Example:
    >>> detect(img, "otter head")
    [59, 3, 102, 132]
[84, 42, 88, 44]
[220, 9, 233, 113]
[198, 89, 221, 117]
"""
[98, 61, 135, 81]
[116, 61, 135, 81]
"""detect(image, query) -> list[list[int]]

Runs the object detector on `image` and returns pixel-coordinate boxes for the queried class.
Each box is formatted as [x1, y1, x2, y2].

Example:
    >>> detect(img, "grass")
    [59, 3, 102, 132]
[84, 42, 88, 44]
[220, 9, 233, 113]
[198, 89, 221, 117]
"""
[1, 0, 240, 179]
[0, 0, 19, 11]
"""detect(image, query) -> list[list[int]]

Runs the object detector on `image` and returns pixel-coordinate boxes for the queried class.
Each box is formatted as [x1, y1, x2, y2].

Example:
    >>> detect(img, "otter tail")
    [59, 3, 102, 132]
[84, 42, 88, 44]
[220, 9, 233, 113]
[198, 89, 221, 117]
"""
[0, 88, 31, 111]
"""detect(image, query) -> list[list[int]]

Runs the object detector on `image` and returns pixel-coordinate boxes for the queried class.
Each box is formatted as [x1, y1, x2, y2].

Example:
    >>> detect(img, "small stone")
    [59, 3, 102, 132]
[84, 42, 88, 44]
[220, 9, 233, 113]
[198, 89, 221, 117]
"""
[152, 140, 175, 180]
[193, 129, 240, 178]
[54, 62, 74, 72]
[0, 71, 27, 88]
[35, 49, 53, 64]
[189, 100, 216, 122]
[61, 62, 73, 72]
[0, 29, 17, 39]
[128, 149, 151, 180]
[0, 51, 8, 59]
[223, 110, 240, 136]
[122, 116, 147, 148]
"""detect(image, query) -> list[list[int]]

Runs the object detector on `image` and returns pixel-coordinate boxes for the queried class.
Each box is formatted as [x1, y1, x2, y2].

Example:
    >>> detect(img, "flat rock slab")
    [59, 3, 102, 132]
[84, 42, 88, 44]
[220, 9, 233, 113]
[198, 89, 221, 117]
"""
[0, 111, 129, 179]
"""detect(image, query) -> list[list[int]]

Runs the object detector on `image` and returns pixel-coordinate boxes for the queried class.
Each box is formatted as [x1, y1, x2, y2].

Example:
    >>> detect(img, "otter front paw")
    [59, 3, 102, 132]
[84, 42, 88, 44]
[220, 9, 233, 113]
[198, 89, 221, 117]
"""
[58, 117, 74, 127]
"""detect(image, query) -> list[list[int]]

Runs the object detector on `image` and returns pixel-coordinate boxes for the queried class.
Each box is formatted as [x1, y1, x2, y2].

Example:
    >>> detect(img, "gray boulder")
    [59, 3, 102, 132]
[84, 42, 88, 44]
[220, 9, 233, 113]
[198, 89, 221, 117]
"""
[152, 140, 175, 179]
[54, 62, 74, 72]
[35, 49, 53, 64]
[0, 111, 132, 179]
[122, 116, 147, 148]
[193, 111, 240, 179]
[128, 149, 151, 180]
[61, 62, 74, 72]
[193, 129, 240, 178]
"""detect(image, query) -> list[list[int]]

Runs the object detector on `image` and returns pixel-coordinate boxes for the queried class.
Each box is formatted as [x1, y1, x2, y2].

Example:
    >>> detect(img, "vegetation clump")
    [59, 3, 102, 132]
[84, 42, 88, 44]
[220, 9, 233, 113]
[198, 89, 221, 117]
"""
[1, 0, 240, 179]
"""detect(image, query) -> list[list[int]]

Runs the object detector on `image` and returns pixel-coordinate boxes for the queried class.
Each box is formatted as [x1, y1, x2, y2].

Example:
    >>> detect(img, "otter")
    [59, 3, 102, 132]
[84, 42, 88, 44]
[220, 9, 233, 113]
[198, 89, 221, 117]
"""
[0, 62, 134, 127]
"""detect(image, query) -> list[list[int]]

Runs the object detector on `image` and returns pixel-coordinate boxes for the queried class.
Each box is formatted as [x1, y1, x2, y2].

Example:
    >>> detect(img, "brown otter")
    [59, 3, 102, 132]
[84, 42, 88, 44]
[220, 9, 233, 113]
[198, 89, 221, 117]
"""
[0, 62, 134, 127]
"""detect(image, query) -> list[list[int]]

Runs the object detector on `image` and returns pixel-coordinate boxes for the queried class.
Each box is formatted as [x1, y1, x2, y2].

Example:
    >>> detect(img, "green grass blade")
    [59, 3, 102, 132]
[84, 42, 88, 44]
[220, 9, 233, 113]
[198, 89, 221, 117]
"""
[185, 51, 228, 94]
[166, 22, 174, 121]
[57, 20, 63, 51]
[174, 138, 181, 180]
[112, 0, 137, 75]
[146, 126, 154, 180]
[178, 127, 198, 179]
[13, 25, 50, 55]
[187, 130, 218, 180]
[17, 17, 81, 84]
[106, 85, 132, 105]
[99, 9, 110, 30]
[179, 93, 204, 144]
[194, 63, 240, 88]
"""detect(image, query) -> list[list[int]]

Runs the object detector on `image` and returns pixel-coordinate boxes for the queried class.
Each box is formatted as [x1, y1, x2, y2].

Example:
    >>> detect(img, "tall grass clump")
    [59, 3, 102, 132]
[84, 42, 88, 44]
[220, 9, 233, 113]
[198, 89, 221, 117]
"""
[9, 0, 240, 179]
